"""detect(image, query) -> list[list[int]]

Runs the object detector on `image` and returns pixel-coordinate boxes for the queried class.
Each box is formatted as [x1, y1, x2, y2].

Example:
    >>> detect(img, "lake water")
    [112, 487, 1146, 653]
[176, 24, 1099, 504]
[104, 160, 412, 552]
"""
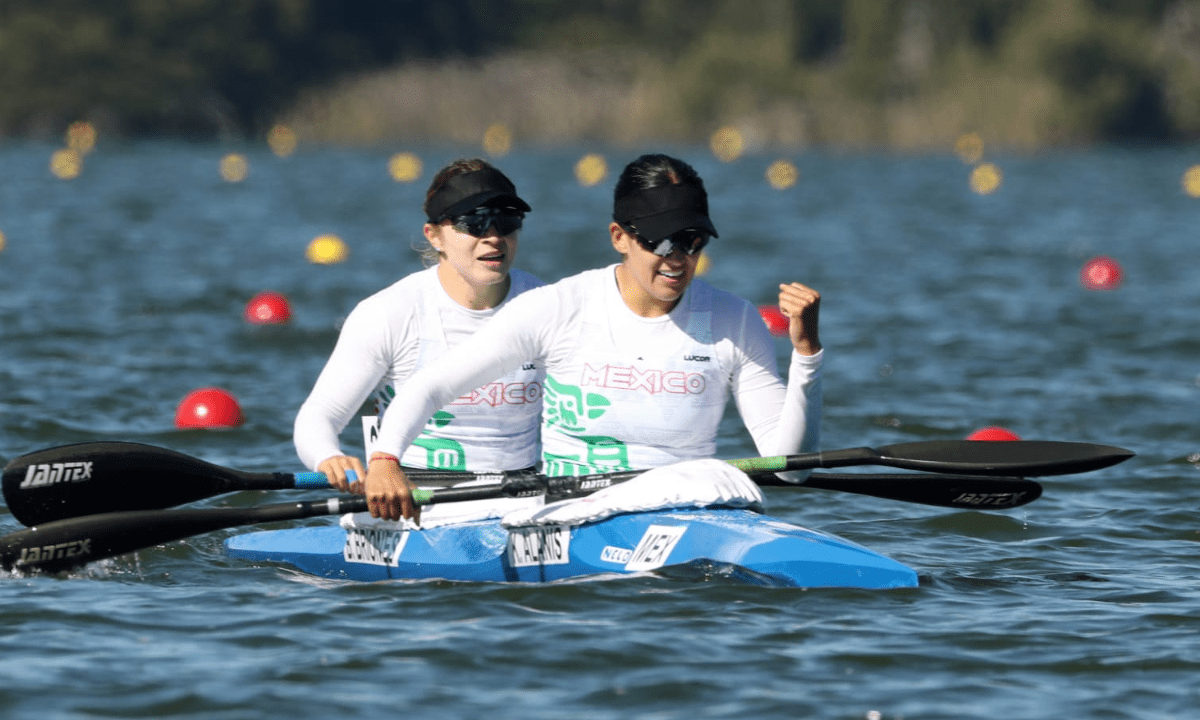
[1, 140, 1198, 719]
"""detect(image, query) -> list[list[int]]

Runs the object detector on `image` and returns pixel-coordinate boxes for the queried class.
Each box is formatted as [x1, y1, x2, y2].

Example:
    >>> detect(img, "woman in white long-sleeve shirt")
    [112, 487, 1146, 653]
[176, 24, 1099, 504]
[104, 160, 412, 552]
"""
[365, 153, 823, 521]
[293, 159, 544, 492]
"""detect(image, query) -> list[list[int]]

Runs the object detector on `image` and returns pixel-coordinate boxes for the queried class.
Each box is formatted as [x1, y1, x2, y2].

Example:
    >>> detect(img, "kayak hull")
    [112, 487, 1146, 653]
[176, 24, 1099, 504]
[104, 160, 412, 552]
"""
[225, 508, 918, 589]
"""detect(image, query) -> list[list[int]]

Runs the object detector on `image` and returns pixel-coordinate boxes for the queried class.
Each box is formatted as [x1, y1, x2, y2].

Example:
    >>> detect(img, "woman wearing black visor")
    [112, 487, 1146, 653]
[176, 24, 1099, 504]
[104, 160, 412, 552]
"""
[294, 159, 545, 504]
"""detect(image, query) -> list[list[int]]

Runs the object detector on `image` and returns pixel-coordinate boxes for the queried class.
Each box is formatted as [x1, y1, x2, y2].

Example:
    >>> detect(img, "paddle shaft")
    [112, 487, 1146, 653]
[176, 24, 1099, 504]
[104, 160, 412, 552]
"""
[408, 467, 1043, 510]
[731, 441, 1135, 477]
[3, 438, 1123, 525]
[0, 468, 1043, 574]
[0, 479, 547, 573]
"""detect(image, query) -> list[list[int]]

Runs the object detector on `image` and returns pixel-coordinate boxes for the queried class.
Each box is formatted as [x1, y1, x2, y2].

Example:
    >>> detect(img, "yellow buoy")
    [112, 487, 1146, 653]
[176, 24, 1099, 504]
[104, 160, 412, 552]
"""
[954, 133, 985, 165]
[1182, 165, 1200, 198]
[969, 163, 1003, 195]
[306, 234, 349, 265]
[0, 229, 6, 255]
[483, 124, 512, 157]
[66, 121, 96, 155]
[267, 125, 297, 157]
[220, 153, 249, 182]
[766, 160, 799, 190]
[388, 152, 423, 183]
[710, 126, 744, 163]
[50, 148, 82, 180]
[574, 154, 607, 187]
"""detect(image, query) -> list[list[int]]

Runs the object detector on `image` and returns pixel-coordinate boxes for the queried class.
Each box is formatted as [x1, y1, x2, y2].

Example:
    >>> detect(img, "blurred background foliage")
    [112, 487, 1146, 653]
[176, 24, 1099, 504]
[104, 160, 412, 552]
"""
[2, 0, 1199, 149]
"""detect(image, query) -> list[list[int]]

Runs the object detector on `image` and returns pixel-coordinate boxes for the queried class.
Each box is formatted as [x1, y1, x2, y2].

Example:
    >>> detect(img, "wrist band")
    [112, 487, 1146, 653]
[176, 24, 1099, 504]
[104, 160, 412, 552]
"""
[371, 453, 401, 463]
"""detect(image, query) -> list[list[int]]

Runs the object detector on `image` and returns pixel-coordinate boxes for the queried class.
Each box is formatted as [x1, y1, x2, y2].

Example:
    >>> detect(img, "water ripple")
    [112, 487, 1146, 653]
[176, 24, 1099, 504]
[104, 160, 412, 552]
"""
[2, 145, 1198, 719]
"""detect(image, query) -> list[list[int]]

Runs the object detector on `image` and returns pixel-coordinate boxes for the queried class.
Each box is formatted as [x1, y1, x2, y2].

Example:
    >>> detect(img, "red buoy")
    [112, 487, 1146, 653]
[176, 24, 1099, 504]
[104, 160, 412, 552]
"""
[1080, 256, 1123, 291]
[758, 305, 789, 336]
[244, 291, 292, 325]
[175, 388, 245, 429]
[966, 426, 1021, 442]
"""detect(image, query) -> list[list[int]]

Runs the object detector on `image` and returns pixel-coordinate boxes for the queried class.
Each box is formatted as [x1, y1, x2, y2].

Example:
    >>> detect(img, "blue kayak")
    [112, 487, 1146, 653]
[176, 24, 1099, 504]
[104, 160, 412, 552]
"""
[224, 508, 918, 589]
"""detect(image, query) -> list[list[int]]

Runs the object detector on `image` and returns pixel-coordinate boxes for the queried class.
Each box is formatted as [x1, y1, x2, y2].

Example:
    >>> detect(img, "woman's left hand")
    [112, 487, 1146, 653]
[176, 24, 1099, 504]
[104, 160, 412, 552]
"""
[778, 282, 822, 356]
[317, 455, 367, 493]
[364, 457, 421, 523]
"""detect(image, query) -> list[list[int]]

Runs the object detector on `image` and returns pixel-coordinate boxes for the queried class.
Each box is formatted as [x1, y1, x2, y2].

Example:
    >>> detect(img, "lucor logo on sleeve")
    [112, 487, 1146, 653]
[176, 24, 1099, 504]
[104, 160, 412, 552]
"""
[18, 462, 94, 489]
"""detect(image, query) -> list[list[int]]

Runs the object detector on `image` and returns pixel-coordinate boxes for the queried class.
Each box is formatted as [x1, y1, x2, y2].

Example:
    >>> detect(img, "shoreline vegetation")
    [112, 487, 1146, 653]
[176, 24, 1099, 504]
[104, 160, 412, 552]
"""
[279, 1, 1200, 153]
[277, 49, 1075, 154]
[4, 1, 1200, 152]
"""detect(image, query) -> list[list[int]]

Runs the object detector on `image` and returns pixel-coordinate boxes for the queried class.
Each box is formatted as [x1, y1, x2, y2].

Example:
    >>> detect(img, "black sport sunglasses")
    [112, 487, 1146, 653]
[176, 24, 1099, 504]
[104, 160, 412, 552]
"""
[621, 223, 710, 257]
[443, 206, 525, 237]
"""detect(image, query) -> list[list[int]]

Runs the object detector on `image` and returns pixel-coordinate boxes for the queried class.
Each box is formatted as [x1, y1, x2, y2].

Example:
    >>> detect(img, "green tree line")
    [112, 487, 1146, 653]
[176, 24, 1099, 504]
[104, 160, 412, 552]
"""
[2, 0, 1198, 147]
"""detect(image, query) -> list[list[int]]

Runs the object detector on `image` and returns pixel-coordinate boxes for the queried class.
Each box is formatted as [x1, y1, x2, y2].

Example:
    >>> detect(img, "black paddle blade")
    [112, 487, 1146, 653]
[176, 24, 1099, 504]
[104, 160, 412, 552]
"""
[815, 440, 1135, 476]
[0, 497, 368, 574]
[879, 440, 1134, 476]
[2, 442, 292, 526]
[794, 473, 1043, 510]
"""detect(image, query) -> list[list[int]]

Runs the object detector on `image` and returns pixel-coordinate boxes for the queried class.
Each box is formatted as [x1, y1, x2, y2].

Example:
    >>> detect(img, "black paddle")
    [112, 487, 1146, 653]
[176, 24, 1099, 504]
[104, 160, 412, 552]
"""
[0, 467, 1042, 574]
[2, 439, 1126, 525]
[0, 497, 370, 574]
[2, 442, 335, 527]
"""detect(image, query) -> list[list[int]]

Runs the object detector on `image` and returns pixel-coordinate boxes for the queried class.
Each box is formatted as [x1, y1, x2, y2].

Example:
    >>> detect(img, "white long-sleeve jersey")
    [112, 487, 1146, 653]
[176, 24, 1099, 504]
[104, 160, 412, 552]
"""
[294, 266, 544, 471]
[375, 265, 821, 476]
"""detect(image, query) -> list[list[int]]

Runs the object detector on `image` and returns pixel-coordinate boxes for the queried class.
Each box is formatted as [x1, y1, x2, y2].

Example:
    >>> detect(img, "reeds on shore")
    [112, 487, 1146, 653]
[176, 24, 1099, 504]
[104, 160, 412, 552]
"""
[278, 0, 1200, 153]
